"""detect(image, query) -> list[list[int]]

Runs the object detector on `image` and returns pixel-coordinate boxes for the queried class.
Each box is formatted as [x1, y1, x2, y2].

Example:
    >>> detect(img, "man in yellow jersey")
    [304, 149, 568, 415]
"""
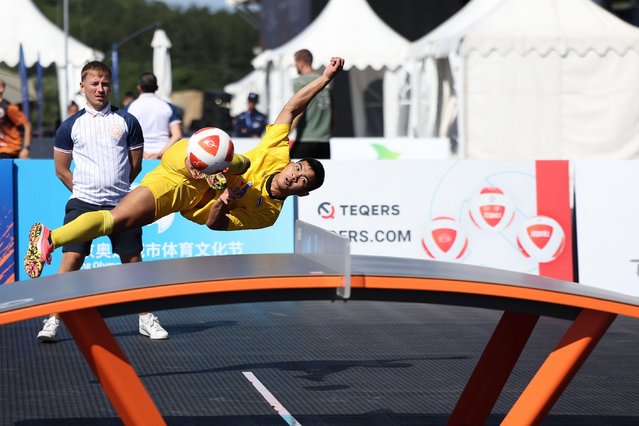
[24, 57, 345, 279]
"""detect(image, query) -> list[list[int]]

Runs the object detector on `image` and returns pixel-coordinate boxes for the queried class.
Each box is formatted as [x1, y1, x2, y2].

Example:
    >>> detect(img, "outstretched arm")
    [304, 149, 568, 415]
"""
[274, 57, 344, 126]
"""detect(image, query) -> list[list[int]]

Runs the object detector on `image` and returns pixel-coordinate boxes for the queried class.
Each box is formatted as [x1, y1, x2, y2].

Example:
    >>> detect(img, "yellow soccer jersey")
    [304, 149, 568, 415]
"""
[140, 138, 211, 221]
[181, 124, 292, 230]
[160, 138, 191, 175]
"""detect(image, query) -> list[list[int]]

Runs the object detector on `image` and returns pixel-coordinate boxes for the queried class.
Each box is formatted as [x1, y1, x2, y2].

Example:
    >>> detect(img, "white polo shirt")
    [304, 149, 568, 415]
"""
[127, 93, 181, 154]
[55, 104, 144, 206]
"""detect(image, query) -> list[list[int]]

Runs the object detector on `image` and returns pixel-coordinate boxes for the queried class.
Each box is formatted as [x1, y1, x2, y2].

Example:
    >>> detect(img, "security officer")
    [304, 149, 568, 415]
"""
[232, 92, 267, 138]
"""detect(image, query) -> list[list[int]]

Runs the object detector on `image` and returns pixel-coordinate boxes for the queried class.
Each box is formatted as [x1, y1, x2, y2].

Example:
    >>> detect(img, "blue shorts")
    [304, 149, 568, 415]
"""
[62, 198, 143, 257]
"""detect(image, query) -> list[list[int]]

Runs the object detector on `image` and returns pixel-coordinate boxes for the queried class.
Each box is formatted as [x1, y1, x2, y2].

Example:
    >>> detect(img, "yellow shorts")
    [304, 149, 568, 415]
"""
[139, 164, 210, 222]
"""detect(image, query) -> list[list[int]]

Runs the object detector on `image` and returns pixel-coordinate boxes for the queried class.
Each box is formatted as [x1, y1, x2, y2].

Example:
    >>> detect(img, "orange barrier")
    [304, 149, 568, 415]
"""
[62, 308, 166, 426]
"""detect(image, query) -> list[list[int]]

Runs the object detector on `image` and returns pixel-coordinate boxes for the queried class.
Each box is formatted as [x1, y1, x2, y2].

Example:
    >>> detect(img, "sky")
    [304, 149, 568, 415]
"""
[156, 0, 231, 12]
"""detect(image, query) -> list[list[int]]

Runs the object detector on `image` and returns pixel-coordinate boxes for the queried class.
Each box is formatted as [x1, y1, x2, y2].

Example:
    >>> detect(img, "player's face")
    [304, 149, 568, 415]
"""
[275, 161, 315, 196]
[81, 70, 111, 111]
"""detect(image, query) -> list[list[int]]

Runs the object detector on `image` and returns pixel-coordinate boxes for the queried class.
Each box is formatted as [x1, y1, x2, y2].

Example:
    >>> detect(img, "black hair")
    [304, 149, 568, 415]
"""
[138, 72, 158, 93]
[299, 157, 325, 191]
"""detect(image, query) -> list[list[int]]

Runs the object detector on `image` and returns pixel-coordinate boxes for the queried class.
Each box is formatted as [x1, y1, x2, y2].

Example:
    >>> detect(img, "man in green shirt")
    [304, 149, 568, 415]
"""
[291, 49, 333, 159]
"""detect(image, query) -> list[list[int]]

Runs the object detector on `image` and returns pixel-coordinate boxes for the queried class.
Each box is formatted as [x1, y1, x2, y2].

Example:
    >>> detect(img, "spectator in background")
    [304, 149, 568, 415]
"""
[55, 101, 80, 131]
[0, 79, 32, 159]
[127, 72, 182, 159]
[34, 61, 168, 343]
[121, 91, 136, 110]
[231, 92, 267, 138]
[67, 101, 79, 116]
[290, 49, 333, 159]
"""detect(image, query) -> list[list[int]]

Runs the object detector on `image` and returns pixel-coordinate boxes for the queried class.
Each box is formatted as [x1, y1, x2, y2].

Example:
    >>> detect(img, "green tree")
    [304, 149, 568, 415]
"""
[32, 0, 259, 131]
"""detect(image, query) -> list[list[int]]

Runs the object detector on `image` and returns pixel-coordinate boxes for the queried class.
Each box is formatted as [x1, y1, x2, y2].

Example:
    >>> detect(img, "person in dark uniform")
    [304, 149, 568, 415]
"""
[232, 92, 267, 138]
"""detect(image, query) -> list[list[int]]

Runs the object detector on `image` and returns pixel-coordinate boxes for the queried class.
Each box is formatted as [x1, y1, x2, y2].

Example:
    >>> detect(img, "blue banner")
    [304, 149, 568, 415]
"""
[0, 160, 15, 284]
[15, 160, 294, 281]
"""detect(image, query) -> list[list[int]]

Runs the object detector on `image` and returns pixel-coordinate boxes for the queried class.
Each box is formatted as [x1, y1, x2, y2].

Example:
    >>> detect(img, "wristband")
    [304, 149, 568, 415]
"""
[22, 146, 31, 151]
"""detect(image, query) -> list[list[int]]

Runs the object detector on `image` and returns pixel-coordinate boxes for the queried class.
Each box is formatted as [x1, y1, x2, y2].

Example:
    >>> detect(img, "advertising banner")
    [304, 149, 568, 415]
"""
[15, 160, 294, 281]
[0, 160, 15, 284]
[329, 137, 450, 160]
[232, 137, 451, 161]
[298, 160, 572, 280]
[575, 161, 639, 296]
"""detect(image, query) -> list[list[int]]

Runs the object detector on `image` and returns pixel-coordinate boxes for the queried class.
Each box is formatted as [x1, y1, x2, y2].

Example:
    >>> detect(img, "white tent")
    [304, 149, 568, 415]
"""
[409, 0, 639, 159]
[0, 0, 103, 119]
[405, 0, 503, 141]
[224, 69, 267, 117]
[250, 0, 410, 137]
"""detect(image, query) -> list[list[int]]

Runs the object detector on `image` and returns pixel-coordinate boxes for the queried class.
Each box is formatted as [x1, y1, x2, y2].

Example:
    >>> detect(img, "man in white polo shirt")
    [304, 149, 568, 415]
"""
[35, 61, 169, 342]
[127, 72, 182, 159]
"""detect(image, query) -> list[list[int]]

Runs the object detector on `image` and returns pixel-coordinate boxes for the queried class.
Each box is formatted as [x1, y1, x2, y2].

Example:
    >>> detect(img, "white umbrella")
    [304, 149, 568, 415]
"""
[151, 29, 172, 101]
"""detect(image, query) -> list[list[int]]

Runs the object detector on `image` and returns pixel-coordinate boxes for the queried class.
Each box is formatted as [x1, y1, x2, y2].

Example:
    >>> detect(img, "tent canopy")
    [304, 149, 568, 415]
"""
[0, 0, 102, 68]
[412, 0, 639, 59]
[409, 0, 503, 59]
[408, 0, 639, 160]
[0, 0, 103, 120]
[249, 0, 410, 137]
[461, 0, 639, 56]
[252, 0, 409, 71]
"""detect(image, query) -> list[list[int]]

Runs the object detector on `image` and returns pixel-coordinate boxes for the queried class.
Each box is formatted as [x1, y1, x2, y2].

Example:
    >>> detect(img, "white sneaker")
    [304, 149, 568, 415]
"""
[37, 317, 60, 343]
[139, 314, 168, 340]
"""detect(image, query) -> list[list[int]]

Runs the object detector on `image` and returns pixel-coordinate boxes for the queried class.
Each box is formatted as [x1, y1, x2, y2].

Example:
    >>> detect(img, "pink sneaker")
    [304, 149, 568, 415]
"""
[24, 223, 53, 279]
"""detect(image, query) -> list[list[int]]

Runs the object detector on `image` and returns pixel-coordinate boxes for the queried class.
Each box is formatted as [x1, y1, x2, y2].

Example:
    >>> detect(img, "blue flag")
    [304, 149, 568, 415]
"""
[111, 43, 120, 105]
[36, 55, 43, 137]
[18, 44, 30, 120]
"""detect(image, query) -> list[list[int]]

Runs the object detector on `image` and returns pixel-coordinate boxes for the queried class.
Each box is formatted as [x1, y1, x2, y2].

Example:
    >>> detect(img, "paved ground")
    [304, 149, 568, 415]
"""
[1, 300, 638, 425]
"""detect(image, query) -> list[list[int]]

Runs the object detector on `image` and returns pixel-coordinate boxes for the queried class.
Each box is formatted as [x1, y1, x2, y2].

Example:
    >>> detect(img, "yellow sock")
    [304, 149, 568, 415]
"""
[51, 210, 114, 248]
[226, 154, 250, 175]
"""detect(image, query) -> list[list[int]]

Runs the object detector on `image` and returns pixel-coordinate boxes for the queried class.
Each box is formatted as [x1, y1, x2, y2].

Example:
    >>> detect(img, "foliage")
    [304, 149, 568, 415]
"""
[29, 0, 259, 131]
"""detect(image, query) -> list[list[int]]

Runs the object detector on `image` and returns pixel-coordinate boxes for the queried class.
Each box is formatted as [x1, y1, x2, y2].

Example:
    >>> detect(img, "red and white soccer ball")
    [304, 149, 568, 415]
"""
[421, 216, 468, 261]
[469, 186, 515, 231]
[187, 127, 235, 174]
[516, 215, 565, 263]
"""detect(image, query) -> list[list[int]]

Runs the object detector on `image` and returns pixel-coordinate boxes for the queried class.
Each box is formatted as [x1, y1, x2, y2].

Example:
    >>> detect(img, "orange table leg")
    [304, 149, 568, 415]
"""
[447, 311, 539, 425]
[502, 309, 616, 425]
[62, 308, 165, 426]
